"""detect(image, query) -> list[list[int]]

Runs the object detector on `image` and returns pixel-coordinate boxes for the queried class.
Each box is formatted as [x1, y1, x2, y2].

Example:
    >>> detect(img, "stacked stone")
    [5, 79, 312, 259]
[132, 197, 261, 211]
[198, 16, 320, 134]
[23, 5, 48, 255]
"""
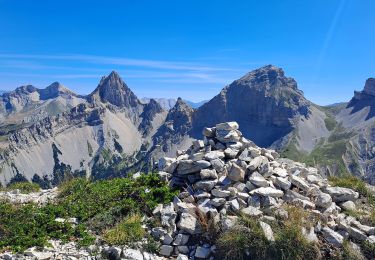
[155, 121, 375, 259]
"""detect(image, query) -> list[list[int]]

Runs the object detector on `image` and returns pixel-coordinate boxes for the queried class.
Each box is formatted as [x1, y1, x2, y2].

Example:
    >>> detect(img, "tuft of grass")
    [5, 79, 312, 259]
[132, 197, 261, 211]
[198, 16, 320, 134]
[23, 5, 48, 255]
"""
[216, 206, 320, 260]
[216, 217, 270, 260]
[273, 206, 320, 260]
[329, 175, 373, 199]
[361, 241, 375, 259]
[4, 182, 41, 193]
[370, 209, 375, 226]
[103, 214, 144, 245]
[341, 240, 365, 260]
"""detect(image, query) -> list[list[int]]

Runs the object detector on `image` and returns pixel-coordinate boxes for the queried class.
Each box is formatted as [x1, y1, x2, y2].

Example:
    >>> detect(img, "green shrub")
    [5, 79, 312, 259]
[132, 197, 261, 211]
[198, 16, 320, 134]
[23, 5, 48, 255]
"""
[0, 173, 176, 252]
[57, 174, 178, 225]
[0, 202, 93, 252]
[5, 181, 40, 193]
[103, 214, 144, 245]
[272, 206, 320, 260]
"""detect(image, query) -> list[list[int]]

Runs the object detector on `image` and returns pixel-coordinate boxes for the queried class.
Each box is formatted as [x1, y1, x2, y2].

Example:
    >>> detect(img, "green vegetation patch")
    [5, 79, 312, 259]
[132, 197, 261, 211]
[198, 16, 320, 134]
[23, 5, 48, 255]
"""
[324, 115, 337, 131]
[58, 173, 178, 224]
[0, 173, 177, 252]
[0, 202, 94, 252]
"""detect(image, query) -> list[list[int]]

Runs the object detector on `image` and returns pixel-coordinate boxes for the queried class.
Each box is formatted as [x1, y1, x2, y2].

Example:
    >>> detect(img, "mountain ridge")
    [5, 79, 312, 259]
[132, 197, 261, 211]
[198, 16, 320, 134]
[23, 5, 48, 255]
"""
[0, 65, 374, 186]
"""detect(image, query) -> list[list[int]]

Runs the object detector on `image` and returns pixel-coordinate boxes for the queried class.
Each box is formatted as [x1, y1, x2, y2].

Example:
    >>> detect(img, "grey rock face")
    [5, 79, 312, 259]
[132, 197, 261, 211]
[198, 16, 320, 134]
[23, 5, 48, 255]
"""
[252, 187, 284, 198]
[249, 171, 268, 187]
[322, 227, 344, 247]
[228, 163, 245, 181]
[324, 187, 359, 202]
[88, 71, 140, 108]
[177, 213, 202, 234]
[260, 221, 275, 241]
[315, 192, 333, 208]
[191, 65, 311, 148]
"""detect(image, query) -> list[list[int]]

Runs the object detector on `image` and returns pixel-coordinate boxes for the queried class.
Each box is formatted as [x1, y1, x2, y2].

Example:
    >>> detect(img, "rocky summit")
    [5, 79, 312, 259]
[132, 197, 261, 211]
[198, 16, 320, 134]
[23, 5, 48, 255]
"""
[1, 121, 375, 259]
[1, 121, 374, 259]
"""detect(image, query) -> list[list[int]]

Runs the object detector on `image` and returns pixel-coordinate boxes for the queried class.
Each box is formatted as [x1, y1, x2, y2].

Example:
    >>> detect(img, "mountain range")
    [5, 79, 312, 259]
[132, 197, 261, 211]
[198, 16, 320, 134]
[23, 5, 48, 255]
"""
[0, 65, 374, 187]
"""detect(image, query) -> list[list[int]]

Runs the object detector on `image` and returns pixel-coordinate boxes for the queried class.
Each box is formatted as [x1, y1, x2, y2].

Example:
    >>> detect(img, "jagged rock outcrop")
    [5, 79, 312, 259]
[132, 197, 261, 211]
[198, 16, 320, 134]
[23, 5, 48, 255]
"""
[141, 97, 177, 110]
[139, 99, 164, 136]
[150, 98, 195, 158]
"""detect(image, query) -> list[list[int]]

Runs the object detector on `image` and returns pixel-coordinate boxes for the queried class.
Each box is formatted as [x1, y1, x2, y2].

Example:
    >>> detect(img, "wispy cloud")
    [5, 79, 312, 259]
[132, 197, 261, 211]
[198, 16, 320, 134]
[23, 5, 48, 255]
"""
[0, 53, 234, 72]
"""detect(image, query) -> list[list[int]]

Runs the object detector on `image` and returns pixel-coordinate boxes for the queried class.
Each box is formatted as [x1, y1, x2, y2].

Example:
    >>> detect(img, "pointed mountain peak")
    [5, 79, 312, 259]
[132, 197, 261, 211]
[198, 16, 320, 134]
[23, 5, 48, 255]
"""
[89, 71, 140, 108]
[108, 70, 121, 78]
[174, 97, 192, 109]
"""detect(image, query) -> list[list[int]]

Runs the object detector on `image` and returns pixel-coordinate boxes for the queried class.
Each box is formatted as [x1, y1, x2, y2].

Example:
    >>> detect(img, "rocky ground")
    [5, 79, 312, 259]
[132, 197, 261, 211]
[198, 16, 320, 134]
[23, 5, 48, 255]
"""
[1, 121, 374, 259]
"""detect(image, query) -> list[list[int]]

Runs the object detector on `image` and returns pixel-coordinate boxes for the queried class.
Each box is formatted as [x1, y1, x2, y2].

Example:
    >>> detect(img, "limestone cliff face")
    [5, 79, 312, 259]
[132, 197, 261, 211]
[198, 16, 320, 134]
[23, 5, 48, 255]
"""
[335, 78, 375, 184]
[192, 65, 312, 148]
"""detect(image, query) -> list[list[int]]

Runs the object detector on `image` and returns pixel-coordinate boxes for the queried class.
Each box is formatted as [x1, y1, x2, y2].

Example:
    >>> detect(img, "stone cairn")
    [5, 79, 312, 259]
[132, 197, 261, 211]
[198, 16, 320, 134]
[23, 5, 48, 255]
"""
[153, 122, 375, 259]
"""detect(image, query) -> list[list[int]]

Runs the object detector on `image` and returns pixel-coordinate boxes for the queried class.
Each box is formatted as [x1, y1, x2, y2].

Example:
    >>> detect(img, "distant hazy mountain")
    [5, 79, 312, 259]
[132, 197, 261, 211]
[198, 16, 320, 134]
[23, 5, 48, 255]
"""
[0, 83, 86, 126]
[140, 98, 207, 110]
[185, 100, 208, 108]
[140, 98, 177, 110]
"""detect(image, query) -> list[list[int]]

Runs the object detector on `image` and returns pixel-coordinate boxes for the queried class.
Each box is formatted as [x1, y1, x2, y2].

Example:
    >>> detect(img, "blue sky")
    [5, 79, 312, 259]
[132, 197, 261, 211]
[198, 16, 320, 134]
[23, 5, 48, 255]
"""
[0, 0, 374, 104]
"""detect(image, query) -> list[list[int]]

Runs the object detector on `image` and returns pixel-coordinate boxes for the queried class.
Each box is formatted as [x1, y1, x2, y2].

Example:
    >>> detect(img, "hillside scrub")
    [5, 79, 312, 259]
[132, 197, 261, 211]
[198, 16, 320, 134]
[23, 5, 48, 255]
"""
[0, 174, 178, 252]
